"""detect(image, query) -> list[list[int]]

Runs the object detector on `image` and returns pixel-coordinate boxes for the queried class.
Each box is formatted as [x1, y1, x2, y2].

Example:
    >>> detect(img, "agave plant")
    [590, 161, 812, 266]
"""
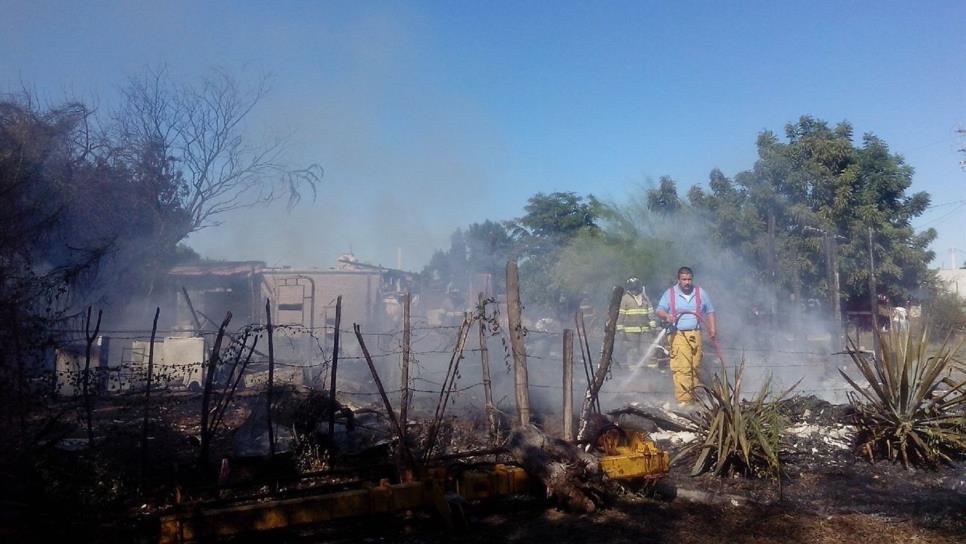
[841, 326, 966, 467]
[677, 360, 797, 479]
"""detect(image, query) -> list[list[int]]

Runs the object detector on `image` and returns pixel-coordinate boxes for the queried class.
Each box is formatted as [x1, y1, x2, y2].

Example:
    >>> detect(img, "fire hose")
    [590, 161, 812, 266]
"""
[664, 310, 726, 366]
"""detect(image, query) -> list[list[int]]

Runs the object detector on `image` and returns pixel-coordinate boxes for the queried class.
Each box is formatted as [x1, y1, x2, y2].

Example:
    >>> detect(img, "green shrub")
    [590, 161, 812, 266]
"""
[841, 326, 966, 467]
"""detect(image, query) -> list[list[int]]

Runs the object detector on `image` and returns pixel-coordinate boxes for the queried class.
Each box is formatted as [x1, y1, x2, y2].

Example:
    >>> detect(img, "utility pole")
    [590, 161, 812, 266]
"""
[868, 227, 879, 357]
[824, 232, 843, 351]
[767, 211, 778, 329]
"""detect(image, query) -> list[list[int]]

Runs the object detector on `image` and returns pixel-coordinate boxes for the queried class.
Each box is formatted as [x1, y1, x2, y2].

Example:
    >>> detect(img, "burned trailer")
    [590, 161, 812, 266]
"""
[160, 256, 418, 389]
[167, 261, 266, 331]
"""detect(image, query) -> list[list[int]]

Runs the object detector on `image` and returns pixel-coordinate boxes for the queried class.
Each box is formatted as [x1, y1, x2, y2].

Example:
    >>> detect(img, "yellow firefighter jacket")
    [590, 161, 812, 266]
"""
[617, 292, 657, 334]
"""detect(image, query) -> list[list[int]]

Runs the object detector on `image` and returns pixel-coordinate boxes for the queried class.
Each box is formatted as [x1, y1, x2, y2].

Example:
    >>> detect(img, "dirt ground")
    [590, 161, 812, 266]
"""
[215, 395, 964, 544]
[4, 392, 963, 543]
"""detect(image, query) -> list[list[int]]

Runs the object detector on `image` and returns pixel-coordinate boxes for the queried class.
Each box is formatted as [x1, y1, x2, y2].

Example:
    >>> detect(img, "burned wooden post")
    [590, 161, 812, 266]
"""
[562, 328, 574, 441]
[399, 292, 411, 438]
[211, 334, 259, 436]
[10, 305, 25, 439]
[200, 312, 232, 469]
[218, 331, 250, 404]
[576, 286, 623, 442]
[82, 306, 102, 446]
[327, 296, 342, 438]
[265, 299, 276, 457]
[354, 324, 418, 474]
[575, 310, 600, 414]
[141, 306, 160, 480]
[424, 317, 473, 460]
[506, 260, 530, 425]
[182, 286, 204, 334]
[478, 294, 498, 442]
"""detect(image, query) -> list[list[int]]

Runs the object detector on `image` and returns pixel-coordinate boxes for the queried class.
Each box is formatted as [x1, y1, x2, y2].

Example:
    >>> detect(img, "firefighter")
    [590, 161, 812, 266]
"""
[617, 277, 659, 369]
[656, 267, 716, 406]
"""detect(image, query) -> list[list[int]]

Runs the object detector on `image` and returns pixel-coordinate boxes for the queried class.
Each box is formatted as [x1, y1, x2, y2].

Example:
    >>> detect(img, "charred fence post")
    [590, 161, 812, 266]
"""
[10, 305, 25, 440]
[82, 306, 102, 446]
[354, 324, 418, 475]
[563, 328, 574, 441]
[200, 311, 232, 470]
[506, 260, 530, 426]
[182, 286, 204, 334]
[423, 317, 473, 461]
[327, 296, 342, 439]
[265, 299, 276, 457]
[211, 333, 258, 437]
[478, 294, 498, 443]
[400, 292, 411, 439]
[575, 310, 600, 414]
[141, 306, 160, 481]
[577, 286, 623, 443]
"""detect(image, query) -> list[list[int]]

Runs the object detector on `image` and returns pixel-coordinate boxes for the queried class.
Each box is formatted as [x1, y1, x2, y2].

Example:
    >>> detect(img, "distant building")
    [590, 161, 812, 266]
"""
[937, 268, 966, 296]
[165, 254, 418, 333]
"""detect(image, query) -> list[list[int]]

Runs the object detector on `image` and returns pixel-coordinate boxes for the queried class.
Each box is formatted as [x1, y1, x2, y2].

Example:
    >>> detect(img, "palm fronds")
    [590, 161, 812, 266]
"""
[841, 325, 966, 467]
[677, 360, 798, 478]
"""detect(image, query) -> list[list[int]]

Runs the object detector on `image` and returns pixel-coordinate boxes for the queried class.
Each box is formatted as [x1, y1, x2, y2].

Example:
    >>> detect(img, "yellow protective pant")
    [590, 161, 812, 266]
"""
[669, 330, 702, 403]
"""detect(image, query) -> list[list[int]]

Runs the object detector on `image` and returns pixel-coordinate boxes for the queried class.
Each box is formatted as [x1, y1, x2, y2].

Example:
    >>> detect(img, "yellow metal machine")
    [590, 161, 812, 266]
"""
[598, 431, 670, 481]
[160, 435, 669, 543]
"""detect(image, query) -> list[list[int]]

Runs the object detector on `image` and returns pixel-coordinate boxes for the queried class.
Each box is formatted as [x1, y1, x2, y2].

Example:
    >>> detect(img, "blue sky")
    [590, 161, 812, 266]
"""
[3, 1, 964, 269]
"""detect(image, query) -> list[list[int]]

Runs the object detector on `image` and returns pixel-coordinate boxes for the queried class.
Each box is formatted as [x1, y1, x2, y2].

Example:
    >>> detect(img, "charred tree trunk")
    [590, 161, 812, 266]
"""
[507, 425, 607, 513]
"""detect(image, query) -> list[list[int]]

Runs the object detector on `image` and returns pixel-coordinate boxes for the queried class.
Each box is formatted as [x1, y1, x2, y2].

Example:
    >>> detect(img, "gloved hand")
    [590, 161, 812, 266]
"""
[665, 323, 677, 334]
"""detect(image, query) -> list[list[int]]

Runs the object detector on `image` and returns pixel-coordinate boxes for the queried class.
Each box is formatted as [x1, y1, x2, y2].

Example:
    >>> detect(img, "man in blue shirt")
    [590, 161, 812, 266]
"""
[655, 267, 717, 405]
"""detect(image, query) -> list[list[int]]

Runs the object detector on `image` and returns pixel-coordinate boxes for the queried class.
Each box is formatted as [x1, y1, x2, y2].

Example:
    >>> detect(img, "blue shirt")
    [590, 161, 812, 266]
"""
[657, 285, 715, 331]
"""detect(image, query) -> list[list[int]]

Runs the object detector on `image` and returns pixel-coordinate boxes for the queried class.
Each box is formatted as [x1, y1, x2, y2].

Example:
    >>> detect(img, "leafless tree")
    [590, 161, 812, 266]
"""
[109, 66, 323, 234]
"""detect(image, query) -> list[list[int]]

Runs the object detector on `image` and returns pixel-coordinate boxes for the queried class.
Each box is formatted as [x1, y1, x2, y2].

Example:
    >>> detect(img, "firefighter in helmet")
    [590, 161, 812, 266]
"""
[617, 277, 659, 369]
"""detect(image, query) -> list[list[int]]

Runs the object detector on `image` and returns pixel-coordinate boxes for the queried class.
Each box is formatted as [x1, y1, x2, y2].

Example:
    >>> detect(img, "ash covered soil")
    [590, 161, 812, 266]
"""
[10, 394, 962, 543]
[273, 396, 965, 544]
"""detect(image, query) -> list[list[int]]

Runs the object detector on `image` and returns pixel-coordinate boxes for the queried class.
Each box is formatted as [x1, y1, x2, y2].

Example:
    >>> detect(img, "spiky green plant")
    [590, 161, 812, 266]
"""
[841, 326, 966, 467]
[677, 360, 797, 479]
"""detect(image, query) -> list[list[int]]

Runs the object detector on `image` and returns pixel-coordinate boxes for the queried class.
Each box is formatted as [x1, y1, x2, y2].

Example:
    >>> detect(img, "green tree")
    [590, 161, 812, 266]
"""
[689, 116, 936, 307]
[507, 192, 602, 310]
[647, 176, 683, 215]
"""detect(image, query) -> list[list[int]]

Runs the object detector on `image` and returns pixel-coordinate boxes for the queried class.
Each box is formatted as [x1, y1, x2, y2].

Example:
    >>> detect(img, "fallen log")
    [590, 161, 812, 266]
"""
[608, 404, 691, 433]
[506, 425, 608, 513]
